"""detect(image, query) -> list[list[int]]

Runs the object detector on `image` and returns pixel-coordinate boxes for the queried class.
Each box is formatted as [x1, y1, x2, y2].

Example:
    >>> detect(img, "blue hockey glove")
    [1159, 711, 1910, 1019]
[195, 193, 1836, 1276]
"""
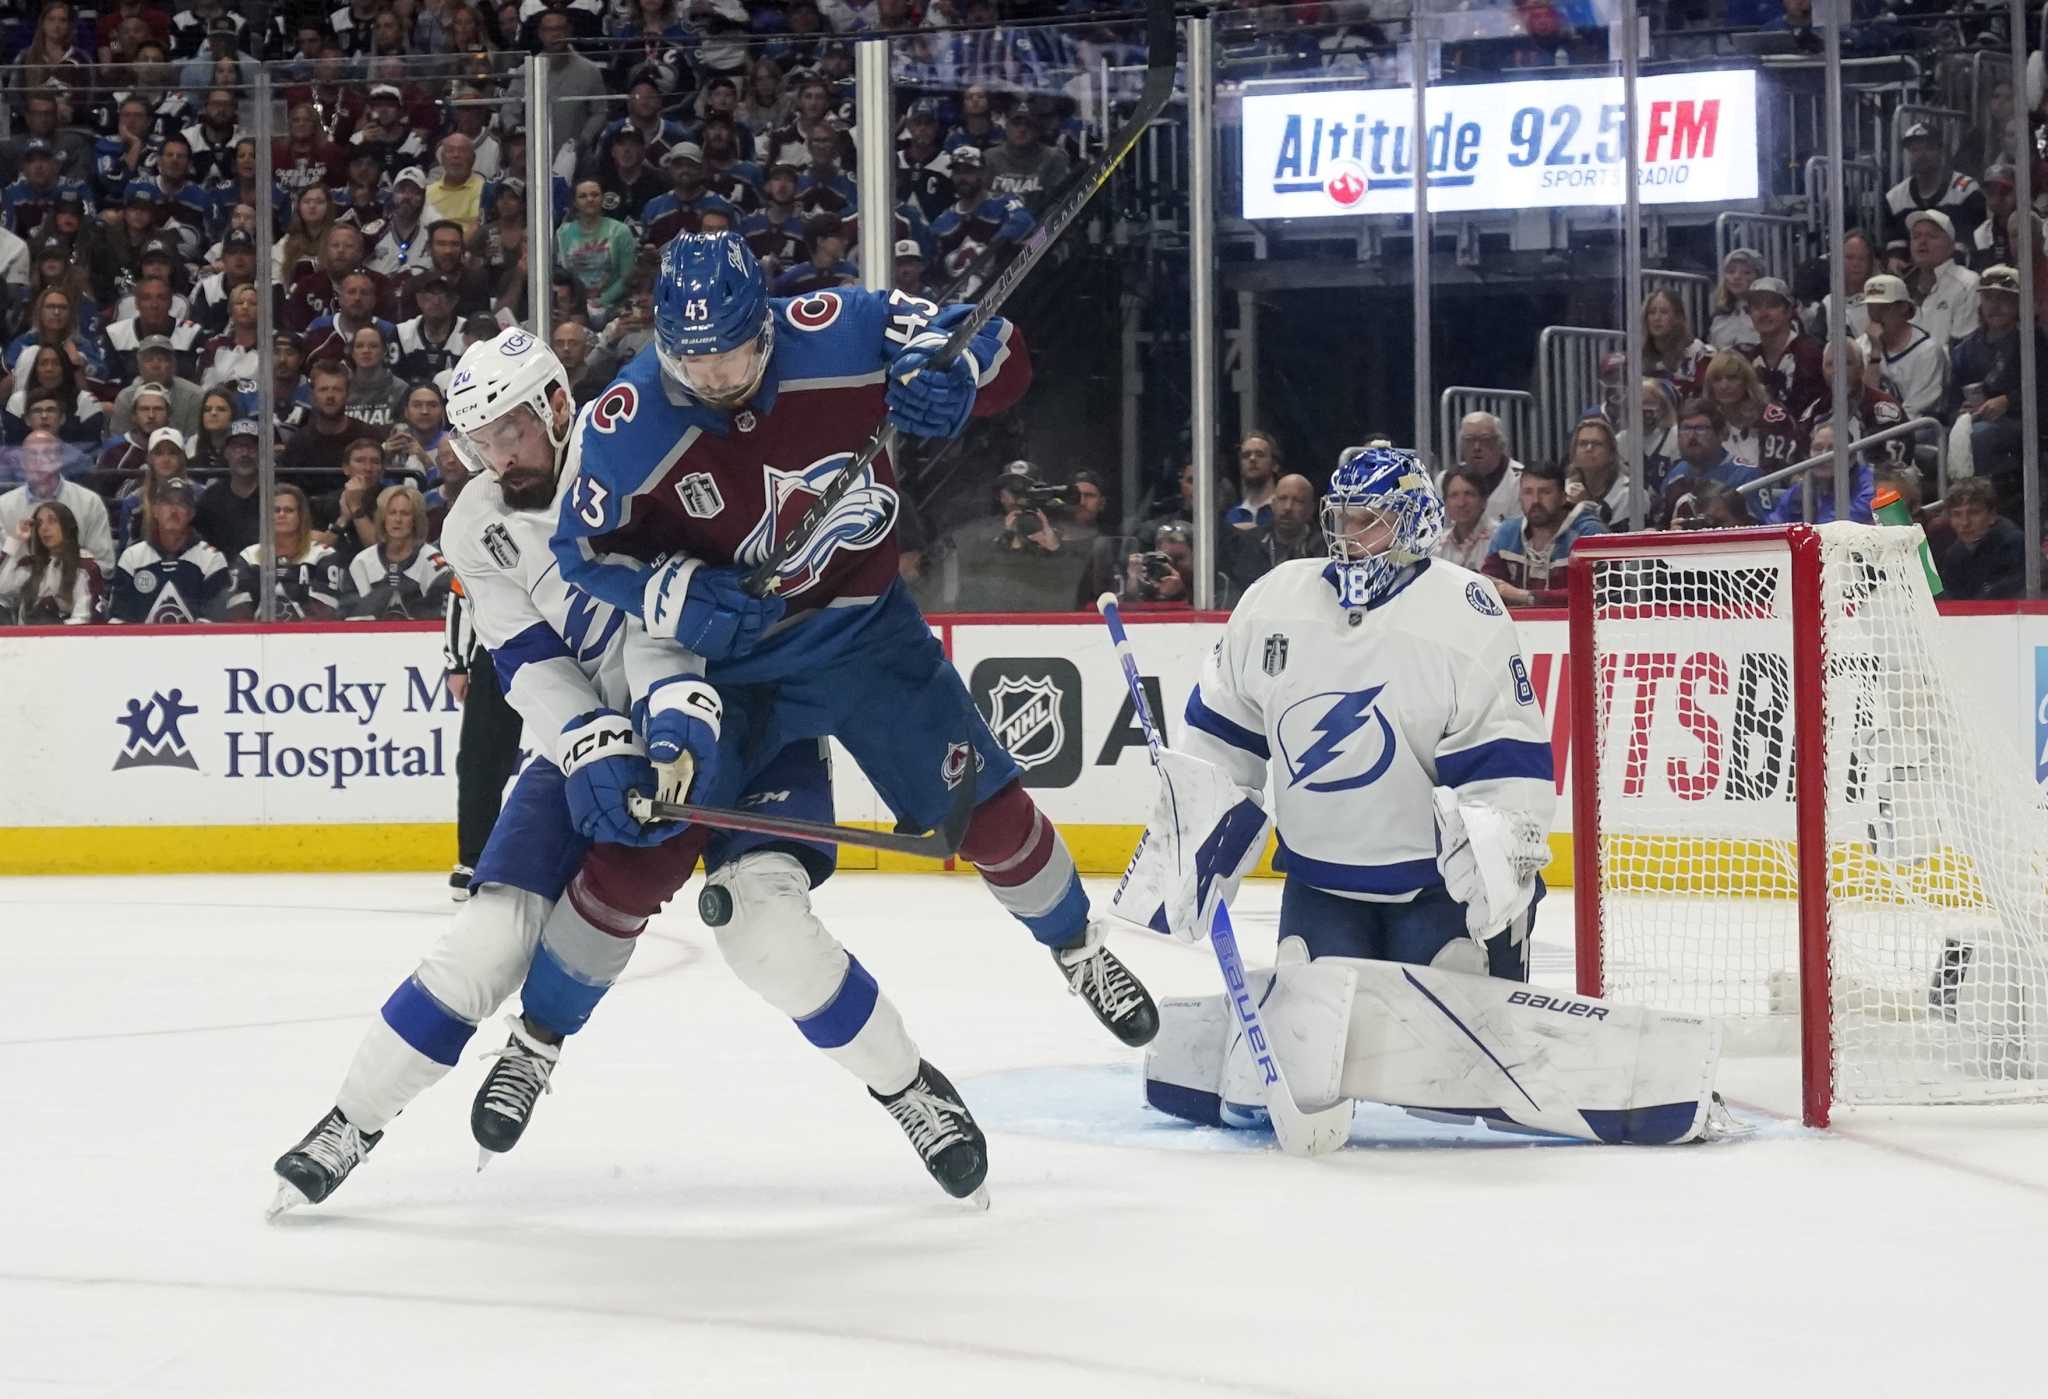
[642, 557, 786, 660]
[559, 709, 679, 848]
[636, 676, 724, 810]
[885, 332, 978, 439]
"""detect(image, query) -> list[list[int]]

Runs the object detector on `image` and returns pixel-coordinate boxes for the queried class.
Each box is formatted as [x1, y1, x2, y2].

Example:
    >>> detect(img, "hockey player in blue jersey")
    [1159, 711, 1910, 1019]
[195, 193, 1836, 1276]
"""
[271, 330, 993, 1211]
[1120, 448, 1730, 1146]
[548, 231, 1160, 1051]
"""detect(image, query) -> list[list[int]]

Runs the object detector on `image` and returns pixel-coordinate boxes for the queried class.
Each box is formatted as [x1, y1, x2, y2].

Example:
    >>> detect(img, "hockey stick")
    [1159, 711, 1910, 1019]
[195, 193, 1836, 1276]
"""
[742, 0, 1181, 599]
[629, 748, 977, 857]
[1095, 594, 1352, 1158]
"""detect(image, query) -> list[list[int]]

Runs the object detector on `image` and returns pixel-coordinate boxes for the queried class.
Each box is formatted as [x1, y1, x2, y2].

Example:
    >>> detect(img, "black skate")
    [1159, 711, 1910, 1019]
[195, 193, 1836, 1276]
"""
[449, 864, 474, 902]
[269, 1107, 381, 1218]
[1054, 921, 1159, 1047]
[873, 1060, 989, 1207]
[471, 1015, 560, 1165]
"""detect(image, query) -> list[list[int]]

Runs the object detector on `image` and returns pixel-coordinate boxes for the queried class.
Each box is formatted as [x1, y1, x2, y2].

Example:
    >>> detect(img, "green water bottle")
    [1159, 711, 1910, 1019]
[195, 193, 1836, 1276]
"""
[1872, 486, 1943, 597]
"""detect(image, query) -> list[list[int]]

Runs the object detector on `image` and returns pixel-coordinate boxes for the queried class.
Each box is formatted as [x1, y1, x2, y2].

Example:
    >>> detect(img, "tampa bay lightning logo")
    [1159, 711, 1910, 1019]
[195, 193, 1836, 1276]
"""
[738, 454, 899, 597]
[1275, 686, 1398, 792]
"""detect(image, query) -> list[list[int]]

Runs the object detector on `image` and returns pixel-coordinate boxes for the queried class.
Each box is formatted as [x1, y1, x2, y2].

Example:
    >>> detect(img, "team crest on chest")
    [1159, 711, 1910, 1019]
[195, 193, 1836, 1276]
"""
[675, 472, 725, 519]
[737, 454, 899, 597]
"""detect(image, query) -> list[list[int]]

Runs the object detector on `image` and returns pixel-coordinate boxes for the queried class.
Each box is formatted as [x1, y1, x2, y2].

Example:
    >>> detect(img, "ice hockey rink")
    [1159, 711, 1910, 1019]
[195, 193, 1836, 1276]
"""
[6, 871, 2047, 1399]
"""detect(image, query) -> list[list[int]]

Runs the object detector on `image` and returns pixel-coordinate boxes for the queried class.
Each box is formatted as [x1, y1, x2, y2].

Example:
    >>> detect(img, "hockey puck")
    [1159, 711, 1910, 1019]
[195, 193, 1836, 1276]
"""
[698, 884, 734, 927]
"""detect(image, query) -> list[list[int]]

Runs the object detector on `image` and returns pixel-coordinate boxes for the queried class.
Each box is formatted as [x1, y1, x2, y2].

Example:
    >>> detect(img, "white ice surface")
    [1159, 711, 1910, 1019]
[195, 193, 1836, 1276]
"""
[5, 873, 2047, 1398]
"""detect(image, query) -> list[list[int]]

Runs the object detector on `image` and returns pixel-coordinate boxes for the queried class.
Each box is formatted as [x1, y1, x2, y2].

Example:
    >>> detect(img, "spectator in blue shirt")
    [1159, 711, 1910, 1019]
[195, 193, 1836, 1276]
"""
[1481, 460, 1607, 606]
[1766, 421, 1875, 524]
[1653, 398, 1762, 527]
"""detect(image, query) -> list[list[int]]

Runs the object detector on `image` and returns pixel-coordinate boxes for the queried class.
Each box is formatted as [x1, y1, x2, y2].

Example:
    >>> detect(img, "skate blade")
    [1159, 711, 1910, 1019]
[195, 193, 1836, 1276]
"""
[266, 1179, 310, 1222]
[965, 1184, 990, 1212]
[476, 1146, 500, 1173]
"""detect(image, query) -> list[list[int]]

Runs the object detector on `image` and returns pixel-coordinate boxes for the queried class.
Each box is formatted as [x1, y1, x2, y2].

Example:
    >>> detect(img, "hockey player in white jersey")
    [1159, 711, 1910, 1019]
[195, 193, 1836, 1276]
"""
[1119, 447, 1726, 1146]
[270, 330, 988, 1213]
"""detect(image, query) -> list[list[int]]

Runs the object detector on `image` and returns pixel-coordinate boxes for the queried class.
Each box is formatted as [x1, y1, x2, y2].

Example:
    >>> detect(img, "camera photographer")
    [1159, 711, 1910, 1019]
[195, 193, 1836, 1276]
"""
[947, 461, 1089, 612]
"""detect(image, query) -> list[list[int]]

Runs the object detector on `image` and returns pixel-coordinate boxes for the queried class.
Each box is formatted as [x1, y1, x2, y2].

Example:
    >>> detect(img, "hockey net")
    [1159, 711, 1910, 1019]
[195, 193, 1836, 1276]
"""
[1568, 523, 2048, 1126]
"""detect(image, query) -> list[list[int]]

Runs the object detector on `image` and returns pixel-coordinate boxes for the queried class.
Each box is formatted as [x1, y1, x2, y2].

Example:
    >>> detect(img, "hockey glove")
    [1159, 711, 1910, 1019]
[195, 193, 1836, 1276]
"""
[1109, 747, 1271, 944]
[560, 709, 677, 848]
[636, 676, 724, 811]
[642, 557, 786, 660]
[1432, 788, 1543, 939]
[885, 332, 979, 439]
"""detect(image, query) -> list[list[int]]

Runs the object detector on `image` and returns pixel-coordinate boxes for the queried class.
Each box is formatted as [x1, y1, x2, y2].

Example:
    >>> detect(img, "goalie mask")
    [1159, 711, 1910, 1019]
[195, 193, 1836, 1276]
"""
[1322, 446, 1445, 606]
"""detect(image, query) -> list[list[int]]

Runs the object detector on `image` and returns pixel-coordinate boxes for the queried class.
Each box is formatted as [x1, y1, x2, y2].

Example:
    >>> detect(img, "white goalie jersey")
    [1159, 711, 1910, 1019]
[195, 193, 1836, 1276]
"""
[1183, 558, 1556, 901]
[440, 476, 694, 767]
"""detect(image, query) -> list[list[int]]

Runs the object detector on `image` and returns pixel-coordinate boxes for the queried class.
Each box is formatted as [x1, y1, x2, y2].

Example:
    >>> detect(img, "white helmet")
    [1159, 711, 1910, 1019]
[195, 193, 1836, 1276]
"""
[446, 328, 571, 475]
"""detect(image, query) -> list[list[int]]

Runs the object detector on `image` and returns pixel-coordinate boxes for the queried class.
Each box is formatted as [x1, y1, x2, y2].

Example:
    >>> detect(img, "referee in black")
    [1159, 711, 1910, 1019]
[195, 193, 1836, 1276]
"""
[440, 562, 523, 899]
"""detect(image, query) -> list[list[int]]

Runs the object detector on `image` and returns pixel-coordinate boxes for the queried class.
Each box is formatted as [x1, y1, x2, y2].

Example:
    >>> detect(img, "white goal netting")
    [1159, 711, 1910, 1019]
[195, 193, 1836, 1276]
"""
[1582, 524, 2048, 1111]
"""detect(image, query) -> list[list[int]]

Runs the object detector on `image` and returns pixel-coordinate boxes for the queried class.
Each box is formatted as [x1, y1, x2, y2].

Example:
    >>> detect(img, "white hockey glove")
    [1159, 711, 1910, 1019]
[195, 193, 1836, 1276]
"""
[1433, 788, 1546, 939]
[1110, 747, 1271, 944]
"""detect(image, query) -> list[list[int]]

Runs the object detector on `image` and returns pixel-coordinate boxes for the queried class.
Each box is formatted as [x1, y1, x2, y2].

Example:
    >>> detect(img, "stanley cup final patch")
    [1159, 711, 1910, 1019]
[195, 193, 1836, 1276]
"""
[1262, 633, 1289, 676]
[482, 523, 519, 569]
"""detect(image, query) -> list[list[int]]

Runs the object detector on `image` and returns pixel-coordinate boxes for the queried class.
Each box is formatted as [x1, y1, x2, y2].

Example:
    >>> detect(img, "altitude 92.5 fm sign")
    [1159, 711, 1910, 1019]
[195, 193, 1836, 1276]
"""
[1239, 69, 1758, 219]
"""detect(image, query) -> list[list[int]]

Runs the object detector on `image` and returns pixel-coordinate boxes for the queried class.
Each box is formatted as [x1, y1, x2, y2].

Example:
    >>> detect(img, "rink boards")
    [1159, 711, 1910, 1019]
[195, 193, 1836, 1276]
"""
[1, 605, 2042, 877]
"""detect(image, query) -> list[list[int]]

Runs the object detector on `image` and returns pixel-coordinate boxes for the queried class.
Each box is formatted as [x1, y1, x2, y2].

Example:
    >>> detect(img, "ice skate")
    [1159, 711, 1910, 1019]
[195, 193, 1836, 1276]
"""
[471, 1014, 560, 1165]
[1054, 920, 1159, 1047]
[269, 1107, 381, 1218]
[873, 1060, 990, 1208]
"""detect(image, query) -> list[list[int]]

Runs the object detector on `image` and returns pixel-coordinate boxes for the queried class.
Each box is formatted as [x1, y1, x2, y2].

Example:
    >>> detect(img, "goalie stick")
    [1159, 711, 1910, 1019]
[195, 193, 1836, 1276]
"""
[1095, 594, 1353, 1158]
[742, 0, 1180, 599]
[627, 744, 977, 857]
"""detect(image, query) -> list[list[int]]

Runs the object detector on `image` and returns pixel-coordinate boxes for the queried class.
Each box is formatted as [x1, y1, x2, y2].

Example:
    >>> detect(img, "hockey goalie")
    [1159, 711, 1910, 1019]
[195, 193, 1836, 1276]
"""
[1114, 447, 1728, 1147]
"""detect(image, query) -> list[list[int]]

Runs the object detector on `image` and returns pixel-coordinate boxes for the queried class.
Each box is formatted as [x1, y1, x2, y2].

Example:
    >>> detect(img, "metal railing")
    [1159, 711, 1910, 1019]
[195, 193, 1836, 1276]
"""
[1803, 156, 1885, 238]
[1716, 212, 1811, 282]
[1536, 327, 1625, 469]
[1437, 388, 1536, 474]
[1734, 415, 1947, 519]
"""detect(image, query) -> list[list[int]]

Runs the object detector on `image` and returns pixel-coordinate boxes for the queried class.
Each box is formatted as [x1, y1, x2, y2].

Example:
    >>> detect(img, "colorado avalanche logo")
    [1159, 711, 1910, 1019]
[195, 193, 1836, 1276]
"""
[738, 454, 899, 597]
[1276, 685, 1397, 793]
[787, 293, 844, 331]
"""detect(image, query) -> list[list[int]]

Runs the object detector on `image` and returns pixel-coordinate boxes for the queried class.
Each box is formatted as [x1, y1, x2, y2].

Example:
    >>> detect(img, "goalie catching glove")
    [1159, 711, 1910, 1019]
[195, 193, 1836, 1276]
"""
[1109, 746, 1271, 943]
[1432, 788, 1546, 938]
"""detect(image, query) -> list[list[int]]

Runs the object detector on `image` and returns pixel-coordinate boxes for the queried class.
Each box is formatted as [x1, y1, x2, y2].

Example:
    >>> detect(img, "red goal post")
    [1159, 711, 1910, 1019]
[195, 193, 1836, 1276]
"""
[1566, 524, 2048, 1128]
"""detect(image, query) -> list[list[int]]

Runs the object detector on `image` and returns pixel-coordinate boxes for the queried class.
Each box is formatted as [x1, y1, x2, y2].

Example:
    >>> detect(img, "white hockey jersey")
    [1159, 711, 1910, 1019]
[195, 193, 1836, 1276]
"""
[440, 475, 694, 766]
[1184, 558, 1554, 901]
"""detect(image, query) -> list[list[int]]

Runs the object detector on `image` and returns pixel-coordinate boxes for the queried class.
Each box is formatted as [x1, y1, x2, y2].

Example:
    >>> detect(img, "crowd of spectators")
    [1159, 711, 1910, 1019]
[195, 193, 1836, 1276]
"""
[0, 0, 2041, 623]
[0, 0, 1120, 623]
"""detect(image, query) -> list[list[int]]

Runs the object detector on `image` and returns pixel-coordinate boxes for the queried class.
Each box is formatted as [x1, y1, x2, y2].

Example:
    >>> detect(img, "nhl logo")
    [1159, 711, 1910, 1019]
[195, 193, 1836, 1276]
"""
[676, 472, 725, 519]
[987, 675, 1065, 772]
[734, 411, 758, 432]
[1262, 633, 1289, 676]
[969, 658, 1084, 787]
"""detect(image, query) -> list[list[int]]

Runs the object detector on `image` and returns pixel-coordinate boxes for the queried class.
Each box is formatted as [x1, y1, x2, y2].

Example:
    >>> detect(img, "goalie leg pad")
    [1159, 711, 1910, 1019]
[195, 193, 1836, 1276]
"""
[1338, 959, 1723, 1144]
[337, 887, 551, 1132]
[1145, 961, 1357, 1126]
[706, 850, 919, 1095]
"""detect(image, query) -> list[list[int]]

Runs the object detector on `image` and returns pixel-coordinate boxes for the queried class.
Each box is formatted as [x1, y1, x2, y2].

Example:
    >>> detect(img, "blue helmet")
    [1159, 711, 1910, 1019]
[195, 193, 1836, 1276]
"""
[654, 230, 775, 407]
[1322, 445, 1445, 603]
